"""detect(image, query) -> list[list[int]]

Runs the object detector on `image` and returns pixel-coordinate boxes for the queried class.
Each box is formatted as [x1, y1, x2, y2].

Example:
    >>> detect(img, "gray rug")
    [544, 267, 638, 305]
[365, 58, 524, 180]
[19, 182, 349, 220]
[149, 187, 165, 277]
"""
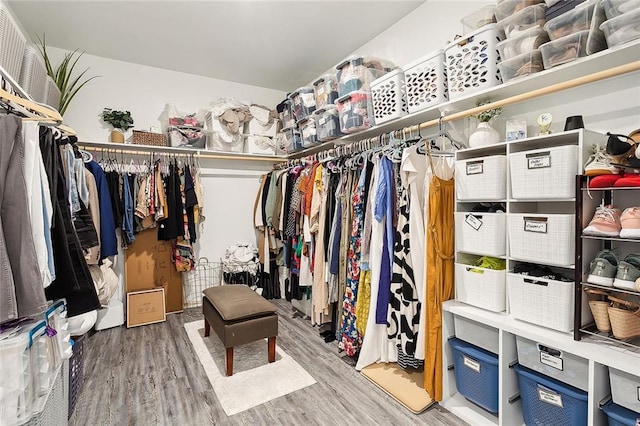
[184, 321, 316, 416]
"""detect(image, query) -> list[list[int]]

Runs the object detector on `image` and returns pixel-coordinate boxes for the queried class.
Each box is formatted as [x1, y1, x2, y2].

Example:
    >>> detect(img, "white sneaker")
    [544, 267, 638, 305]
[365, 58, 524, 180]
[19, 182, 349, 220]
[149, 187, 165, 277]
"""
[584, 147, 619, 176]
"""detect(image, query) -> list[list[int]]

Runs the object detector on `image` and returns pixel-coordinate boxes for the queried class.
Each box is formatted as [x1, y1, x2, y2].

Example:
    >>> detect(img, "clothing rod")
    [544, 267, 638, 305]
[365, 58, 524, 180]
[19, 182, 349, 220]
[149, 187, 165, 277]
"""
[78, 144, 286, 163]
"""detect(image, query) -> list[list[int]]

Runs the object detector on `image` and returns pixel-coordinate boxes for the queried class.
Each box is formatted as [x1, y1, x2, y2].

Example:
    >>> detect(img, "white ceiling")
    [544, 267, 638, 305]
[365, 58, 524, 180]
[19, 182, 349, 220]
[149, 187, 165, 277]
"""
[8, 0, 426, 91]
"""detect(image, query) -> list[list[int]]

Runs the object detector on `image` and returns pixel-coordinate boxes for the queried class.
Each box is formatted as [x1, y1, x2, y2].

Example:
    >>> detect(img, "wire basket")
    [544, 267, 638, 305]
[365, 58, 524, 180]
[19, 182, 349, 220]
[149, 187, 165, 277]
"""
[68, 335, 86, 418]
[221, 259, 261, 287]
[182, 258, 222, 308]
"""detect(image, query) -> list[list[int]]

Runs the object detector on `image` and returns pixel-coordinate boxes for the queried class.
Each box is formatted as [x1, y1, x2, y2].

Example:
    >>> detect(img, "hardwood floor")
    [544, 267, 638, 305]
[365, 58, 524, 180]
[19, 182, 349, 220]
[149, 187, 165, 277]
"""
[69, 300, 468, 426]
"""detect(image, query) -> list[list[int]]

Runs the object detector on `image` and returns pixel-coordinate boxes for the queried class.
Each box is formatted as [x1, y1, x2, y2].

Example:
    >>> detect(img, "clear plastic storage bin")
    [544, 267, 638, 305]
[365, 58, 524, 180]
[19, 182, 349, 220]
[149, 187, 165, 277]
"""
[544, 1, 596, 40]
[509, 144, 578, 199]
[540, 30, 605, 68]
[454, 315, 500, 354]
[600, 7, 640, 47]
[289, 87, 316, 121]
[498, 4, 547, 39]
[497, 26, 548, 59]
[282, 127, 303, 153]
[297, 117, 318, 148]
[280, 99, 296, 129]
[461, 5, 497, 34]
[335, 56, 394, 98]
[449, 338, 500, 414]
[445, 24, 504, 100]
[370, 69, 408, 125]
[514, 364, 589, 426]
[403, 50, 448, 114]
[508, 271, 577, 331]
[508, 213, 575, 267]
[313, 74, 339, 109]
[455, 155, 508, 200]
[602, 0, 640, 19]
[496, 0, 545, 21]
[516, 336, 589, 391]
[498, 49, 545, 81]
[314, 105, 343, 142]
[337, 91, 374, 134]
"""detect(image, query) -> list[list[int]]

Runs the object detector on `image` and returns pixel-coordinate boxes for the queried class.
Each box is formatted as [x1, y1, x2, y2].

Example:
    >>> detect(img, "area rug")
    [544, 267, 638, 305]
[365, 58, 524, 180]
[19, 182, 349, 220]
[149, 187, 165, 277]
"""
[361, 363, 435, 414]
[184, 321, 316, 416]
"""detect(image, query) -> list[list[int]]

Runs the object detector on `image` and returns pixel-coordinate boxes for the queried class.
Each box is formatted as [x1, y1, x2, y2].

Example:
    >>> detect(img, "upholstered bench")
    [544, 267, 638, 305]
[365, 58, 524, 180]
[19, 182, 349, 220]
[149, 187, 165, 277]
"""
[202, 285, 278, 376]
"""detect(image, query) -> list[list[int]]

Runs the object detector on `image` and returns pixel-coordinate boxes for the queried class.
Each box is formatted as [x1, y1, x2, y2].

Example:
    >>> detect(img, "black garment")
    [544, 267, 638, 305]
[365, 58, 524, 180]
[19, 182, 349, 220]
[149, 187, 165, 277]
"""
[158, 162, 184, 240]
[39, 128, 100, 317]
[261, 173, 272, 227]
[73, 198, 99, 251]
[323, 171, 340, 258]
[105, 171, 122, 228]
[184, 165, 197, 244]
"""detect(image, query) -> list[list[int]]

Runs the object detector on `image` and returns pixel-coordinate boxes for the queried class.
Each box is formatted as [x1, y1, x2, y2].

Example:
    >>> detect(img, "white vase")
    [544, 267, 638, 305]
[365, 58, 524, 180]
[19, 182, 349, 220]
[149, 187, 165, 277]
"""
[469, 122, 500, 148]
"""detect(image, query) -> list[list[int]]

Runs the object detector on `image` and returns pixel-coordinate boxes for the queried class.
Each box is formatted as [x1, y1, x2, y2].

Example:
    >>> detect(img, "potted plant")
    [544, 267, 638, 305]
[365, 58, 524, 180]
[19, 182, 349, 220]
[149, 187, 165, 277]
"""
[101, 108, 134, 143]
[469, 101, 502, 148]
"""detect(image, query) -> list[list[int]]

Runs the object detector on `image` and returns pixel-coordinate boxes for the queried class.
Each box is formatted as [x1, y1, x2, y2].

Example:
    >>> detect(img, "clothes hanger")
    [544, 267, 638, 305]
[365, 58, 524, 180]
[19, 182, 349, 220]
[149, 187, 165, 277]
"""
[436, 113, 465, 150]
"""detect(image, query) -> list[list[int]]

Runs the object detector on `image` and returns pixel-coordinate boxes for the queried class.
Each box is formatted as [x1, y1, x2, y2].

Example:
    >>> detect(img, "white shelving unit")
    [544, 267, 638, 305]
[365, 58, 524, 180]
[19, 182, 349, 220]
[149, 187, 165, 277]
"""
[444, 129, 625, 426]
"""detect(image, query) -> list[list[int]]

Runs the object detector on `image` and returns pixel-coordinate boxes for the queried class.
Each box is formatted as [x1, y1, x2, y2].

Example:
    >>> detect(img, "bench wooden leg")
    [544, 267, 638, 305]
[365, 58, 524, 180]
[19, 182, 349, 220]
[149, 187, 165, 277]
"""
[268, 336, 276, 363]
[226, 347, 234, 376]
[204, 319, 210, 337]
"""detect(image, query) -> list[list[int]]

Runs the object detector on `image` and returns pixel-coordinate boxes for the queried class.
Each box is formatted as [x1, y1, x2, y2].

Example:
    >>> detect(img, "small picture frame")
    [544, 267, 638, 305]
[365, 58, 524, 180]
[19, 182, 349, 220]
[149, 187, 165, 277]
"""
[506, 119, 527, 141]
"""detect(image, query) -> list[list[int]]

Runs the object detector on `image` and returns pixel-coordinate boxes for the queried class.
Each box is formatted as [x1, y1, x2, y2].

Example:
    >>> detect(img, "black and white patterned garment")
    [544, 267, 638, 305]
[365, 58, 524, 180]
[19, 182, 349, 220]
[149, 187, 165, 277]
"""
[387, 173, 423, 369]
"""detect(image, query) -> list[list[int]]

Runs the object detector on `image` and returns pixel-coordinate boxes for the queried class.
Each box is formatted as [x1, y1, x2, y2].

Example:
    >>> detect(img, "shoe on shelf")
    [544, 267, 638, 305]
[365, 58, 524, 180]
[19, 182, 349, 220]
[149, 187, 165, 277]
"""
[613, 173, 640, 187]
[583, 205, 622, 237]
[606, 132, 637, 160]
[588, 174, 622, 188]
[636, 277, 640, 291]
[620, 207, 640, 239]
[613, 254, 640, 290]
[584, 146, 620, 176]
[587, 250, 619, 287]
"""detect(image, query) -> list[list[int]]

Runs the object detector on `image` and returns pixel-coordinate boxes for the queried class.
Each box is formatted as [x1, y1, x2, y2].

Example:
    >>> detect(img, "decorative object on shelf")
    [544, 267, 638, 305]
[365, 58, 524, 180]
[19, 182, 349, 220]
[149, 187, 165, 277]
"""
[132, 130, 167, 146]
[584, 287, 612, 332]
[37, 34, 100, 115]
[101, 108, 134, 143]
[537, 112, 553, 135]
[607, 295, 640, 340]
[564, 114, 584, 131]
[468, 100, 502, 148]
[506, 118, 527, 141]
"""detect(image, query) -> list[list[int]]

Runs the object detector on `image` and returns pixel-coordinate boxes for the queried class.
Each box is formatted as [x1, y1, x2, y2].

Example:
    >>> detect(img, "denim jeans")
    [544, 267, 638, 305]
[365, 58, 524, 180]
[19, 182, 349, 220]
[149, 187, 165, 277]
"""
[0, 116, 47, 322]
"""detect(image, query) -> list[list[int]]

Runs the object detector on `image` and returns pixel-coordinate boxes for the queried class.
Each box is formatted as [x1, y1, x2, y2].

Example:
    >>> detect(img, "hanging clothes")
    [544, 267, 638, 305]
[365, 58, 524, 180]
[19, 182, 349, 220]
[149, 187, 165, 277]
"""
[423, 163, 455, 401]
[85, 160, 118, 260]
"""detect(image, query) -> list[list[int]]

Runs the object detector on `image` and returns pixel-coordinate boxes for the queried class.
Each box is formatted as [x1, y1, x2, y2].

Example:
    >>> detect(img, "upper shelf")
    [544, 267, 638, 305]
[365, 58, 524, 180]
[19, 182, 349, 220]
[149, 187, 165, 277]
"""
[287, 39, 640, 159]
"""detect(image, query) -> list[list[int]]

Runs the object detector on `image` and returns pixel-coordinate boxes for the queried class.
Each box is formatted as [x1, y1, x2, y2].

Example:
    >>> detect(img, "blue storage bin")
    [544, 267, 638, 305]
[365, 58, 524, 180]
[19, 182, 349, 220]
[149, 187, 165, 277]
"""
[514, 364, 588, 426]
[602, 399, 640, 426]
[449, 337, 499, 414]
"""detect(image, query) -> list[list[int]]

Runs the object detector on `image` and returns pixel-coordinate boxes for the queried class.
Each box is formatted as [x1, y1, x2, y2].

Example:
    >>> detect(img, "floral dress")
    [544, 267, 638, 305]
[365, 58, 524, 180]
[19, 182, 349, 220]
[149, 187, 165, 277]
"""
[339, 165, 366, 356]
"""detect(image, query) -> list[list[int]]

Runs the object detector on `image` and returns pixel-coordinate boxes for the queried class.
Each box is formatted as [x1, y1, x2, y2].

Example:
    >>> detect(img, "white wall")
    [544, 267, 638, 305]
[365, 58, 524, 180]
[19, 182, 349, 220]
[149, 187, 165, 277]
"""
[44, 47, 286, 142]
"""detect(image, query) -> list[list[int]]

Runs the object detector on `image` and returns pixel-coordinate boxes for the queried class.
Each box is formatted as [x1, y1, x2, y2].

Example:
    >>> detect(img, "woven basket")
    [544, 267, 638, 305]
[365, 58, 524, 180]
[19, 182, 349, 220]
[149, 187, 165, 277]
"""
[585, 288, 611, 332]
[132, 130, 167, 146]
[607, 295, 640, 340]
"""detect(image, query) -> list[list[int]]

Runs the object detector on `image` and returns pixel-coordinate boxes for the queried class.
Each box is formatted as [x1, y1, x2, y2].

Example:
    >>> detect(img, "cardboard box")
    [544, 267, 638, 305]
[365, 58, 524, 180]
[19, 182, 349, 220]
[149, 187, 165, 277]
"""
[126, 288, 166, 328]
[125, 229, 184, 313]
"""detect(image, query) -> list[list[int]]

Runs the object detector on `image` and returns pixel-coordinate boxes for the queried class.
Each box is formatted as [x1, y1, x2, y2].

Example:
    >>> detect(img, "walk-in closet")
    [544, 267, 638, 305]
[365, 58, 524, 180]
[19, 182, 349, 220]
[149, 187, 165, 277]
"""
[0, 1, 639, 425]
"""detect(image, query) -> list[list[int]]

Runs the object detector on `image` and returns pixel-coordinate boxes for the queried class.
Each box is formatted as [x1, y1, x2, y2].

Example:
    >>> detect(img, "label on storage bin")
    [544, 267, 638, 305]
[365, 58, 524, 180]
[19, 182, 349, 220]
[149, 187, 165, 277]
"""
[537, 386, 564, 408]
[466, 160, 483, 175]
[527, 152, 551, 169]
[319, 117, 327, 125]
[637, 386, 640, 402]
[524, 217, 548, 234]
[465, 214, 483, 231]
[342, 101, 352, 111]
[539, 352, 563, 371]
[463, 356, 481, 373]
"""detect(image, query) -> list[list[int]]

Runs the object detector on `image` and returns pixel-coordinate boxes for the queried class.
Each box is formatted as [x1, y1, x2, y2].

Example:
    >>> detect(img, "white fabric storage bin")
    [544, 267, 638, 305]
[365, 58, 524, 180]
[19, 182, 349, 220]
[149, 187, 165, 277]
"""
[509, 145, 578, 199]
[507, 272, 575, 332]
[516, 335, 588, 391]
[455, 155, 507, 200]
[44, 76, 61, 110]
[245, 135, 275, 155]
[445, 24, 503, 100]
[206, 112, 245, 152]
[455, 212, 506, 256]
[370, 69, 408, 125]
[19, 45, 47, 103]
[403, 50, 448, 114]
[508, 213, 575, 266]
[455, 263, 507, 313]
[609, 367, 640, 413]
[247, 105, 278, 138]
[0, 6, 26, 83]
[454, 315, 499, 354]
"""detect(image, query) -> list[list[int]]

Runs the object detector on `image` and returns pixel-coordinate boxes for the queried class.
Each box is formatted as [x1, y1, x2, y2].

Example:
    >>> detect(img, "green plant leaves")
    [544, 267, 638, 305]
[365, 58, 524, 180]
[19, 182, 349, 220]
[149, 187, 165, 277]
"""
[101, 108, 134, 131]
[36, 34, 100, 116]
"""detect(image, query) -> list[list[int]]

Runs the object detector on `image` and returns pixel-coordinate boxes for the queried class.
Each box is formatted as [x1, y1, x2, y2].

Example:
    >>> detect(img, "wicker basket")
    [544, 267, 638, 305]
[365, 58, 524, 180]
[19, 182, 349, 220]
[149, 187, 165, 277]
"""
[584, 288, 611, 332]
[132, 130, 167, 146]
[607, 295, 640, 340]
